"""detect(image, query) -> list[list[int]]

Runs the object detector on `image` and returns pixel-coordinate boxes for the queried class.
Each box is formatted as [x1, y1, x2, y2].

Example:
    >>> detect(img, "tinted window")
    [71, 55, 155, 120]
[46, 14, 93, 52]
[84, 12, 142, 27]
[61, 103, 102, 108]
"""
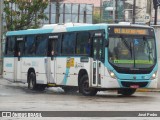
[48, 34, 61, 56]
[62, 33, 76, 54]
[76, 32, 90, 54]
[15, 37, 25, 57]
[25, 35, 35, 56]
[48, 39, 57, 56]
[5, 37, 15, 56]
[92, 37, 103, 60]
[35, 35, 48, 56]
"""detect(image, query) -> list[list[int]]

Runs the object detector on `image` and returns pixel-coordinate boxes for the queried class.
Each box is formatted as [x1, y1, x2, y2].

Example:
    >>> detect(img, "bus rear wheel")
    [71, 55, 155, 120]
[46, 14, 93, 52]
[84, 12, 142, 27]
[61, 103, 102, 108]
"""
[118, 88, 136, 96]
[28, 72, 37, 90]
[79, 75, 97, 96]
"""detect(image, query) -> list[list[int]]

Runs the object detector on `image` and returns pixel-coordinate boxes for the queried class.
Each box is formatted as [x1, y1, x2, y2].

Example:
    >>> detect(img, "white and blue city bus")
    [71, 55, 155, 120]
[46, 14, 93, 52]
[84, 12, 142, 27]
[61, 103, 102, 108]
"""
[3, 23, 158, 96]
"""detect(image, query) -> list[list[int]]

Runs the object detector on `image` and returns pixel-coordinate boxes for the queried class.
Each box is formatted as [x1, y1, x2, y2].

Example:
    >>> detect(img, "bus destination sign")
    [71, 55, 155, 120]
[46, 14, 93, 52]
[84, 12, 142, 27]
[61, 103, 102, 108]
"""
[114, 28, 148, 35]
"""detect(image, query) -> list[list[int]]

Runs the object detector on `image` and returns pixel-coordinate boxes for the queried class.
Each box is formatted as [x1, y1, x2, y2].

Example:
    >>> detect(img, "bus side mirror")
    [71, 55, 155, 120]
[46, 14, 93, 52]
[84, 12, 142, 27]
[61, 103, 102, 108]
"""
[105, 40, 109, 47]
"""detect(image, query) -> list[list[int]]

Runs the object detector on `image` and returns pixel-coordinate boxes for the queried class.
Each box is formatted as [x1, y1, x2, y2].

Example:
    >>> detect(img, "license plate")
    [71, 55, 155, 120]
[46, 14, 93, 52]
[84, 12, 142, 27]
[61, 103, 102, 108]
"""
[130, 85, 139, 88]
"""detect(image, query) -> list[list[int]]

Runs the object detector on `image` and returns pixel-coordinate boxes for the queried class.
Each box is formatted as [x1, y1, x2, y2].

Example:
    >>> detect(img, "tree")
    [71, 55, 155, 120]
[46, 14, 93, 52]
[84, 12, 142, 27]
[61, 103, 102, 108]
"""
[4, 0, 49, 31]
[93, 12, 113, 24]
[93, 12, 101, 24]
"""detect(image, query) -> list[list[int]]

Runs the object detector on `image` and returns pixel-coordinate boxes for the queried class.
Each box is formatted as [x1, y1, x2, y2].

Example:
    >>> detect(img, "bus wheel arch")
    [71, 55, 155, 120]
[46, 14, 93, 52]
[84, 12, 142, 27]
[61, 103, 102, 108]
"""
[78, 69, 97, 96]
[27, 68, 37, 90]
[78, 69, 88, 91]
[27, 68, 35, 83]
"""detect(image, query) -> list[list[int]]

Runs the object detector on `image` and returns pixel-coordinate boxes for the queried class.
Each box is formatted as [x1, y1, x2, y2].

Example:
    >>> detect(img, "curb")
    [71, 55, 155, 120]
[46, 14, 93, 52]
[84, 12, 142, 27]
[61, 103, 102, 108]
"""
[137, 88, 160, 92]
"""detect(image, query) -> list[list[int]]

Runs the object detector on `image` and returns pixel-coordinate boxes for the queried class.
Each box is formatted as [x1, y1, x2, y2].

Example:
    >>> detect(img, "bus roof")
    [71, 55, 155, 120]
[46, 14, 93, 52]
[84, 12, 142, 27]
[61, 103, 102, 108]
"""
[6, 23, 153, 36]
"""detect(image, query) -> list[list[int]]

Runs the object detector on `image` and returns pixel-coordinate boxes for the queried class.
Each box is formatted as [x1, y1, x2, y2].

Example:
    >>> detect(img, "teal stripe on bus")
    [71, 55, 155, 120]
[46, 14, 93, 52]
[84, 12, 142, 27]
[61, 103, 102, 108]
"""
[6, 29, 54, 36]
[66, 25, 107, 32]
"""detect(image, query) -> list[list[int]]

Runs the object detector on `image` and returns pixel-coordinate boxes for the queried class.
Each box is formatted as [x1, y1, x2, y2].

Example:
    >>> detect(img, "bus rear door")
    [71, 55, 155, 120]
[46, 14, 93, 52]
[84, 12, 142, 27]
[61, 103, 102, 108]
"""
[47, 35, 59, 84]
[91, 31, 104, 87]
[14, 37, 25, 82]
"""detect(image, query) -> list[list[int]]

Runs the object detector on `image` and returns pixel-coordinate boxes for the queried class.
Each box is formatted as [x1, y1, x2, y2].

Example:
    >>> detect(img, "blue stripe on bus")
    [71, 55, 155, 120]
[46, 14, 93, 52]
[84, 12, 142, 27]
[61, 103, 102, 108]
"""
[3, 56, 83, 58]
[62, 68, 70, 85]
[6, 29, 54, 36]
[6, 24, 108, 36]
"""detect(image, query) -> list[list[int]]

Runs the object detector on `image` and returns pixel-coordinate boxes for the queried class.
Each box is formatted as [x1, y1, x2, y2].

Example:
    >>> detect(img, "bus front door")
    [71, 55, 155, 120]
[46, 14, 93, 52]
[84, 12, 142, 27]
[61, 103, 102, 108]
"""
[47, 37, 57, 84]
[91, 36, 103, 87]
[14, 39, 24, 82]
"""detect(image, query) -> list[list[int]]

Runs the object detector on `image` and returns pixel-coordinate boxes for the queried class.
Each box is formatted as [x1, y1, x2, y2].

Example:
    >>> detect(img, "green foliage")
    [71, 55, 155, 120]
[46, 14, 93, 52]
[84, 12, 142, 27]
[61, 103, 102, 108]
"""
[93, 12, 113, 24]
[4, 0, 49, 31]
[93, 13, 101, 24]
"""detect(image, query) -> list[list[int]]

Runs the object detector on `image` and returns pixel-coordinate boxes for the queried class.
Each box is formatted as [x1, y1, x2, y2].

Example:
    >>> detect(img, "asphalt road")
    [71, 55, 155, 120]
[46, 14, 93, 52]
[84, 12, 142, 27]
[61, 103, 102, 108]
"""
[0, 78, 160, 120]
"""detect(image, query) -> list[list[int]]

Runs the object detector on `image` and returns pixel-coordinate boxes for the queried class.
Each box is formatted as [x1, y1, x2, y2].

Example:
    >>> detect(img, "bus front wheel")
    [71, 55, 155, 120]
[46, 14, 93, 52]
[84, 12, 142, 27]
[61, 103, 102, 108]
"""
[28, 72, 37, 90]
[79, 75, 97, 96]
[118, 88, 136, 96]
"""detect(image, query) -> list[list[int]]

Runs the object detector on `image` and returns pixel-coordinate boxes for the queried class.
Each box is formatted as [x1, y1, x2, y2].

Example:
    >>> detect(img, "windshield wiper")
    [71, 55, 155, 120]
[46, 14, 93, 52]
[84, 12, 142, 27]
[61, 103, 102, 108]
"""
[120, 36, 132, 58]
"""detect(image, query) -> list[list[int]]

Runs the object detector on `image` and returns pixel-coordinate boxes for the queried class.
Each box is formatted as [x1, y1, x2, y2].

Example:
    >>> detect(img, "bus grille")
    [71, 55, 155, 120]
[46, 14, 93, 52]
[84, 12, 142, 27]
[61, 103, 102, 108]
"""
[121, 82, 148, 88]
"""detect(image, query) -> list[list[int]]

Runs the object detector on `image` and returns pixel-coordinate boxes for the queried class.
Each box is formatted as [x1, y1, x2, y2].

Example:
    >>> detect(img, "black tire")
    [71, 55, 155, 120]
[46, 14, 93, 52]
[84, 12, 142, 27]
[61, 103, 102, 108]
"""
[118, 88, 136, 96]
[28, 72, 37, 90]
[79, 75, 97, 96]
[37, 84, 46, 91]
[62, 86, 78, 93]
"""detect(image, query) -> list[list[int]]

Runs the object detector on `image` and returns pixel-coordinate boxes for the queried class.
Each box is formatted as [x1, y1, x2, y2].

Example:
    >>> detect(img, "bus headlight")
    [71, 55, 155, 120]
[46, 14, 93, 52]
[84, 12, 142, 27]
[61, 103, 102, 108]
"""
[108, 70, 117, 79]
[150, 71, 157, 80]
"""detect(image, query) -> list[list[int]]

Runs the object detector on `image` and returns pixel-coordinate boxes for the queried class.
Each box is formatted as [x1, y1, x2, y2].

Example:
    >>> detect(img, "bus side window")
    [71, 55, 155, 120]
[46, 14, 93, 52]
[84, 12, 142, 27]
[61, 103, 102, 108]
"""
[25, 35, 35, 56]
[76, 32, 90, 55]
[5, 37, 15, 56]
[48, 38, 57, 56]
[35, 35, 47, 56]
[62, 33, 76, 55]
[15, 36, 25, 57]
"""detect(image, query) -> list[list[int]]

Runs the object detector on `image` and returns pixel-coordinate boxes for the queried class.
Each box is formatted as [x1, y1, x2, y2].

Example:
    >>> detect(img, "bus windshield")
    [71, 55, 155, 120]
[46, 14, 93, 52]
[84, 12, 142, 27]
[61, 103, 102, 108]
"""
[108, 35, 156, 69]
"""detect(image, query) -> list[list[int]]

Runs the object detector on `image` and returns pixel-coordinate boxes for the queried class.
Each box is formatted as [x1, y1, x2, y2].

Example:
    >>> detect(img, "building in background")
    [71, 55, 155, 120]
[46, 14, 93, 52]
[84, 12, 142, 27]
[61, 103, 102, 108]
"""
[124, 0, 148, 23]
[102, 0, 160, 24]
[43, 2, 93, 24]
[103, 0, 124, 22]
[63, 0, 101, 14]
[3, 0, 160, 26]
[3, 1, 94, 26]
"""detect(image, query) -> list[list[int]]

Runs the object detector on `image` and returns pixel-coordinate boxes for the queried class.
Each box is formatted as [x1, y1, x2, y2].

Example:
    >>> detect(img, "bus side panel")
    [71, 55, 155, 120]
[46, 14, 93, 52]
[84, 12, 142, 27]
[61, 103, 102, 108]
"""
[101, 66, 120, 88]
[36, 58, 48, 84]
[56, 57, 81, 86]
[21, 57, 48, 84]
[3, 58, 15, 81]
[64, 57, 90, 86]
[56, 57, 70, 85]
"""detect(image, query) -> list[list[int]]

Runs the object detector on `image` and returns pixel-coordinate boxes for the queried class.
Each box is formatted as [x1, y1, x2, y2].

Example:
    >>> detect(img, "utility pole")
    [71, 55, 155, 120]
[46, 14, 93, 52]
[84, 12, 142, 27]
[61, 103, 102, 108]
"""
[49, 0, 51, 24]
[113, 0, 115, 23]
[146, 0, 151, 25]
[153, 0, 159, 25]
[115, 0, 118, 22]
[154, 6, 158, 25]
[0, 0, 3, 76]
[100, 0, 103, 22]
[55, 0, 60, 23]
[132, 0, 136, 24]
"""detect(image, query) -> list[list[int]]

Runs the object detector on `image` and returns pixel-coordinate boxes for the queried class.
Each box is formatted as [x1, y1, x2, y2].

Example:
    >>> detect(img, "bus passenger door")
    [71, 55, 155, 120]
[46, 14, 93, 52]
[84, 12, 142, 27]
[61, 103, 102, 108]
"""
[14, 38, 25, 82]
[47, 36, 58, 84]
[91, 33, 103, 87]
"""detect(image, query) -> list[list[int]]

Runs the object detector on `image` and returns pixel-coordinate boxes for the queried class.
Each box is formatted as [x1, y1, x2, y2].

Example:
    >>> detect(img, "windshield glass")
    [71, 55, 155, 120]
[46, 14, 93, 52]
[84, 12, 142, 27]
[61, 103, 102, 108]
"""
[108, 36, 156, 69]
